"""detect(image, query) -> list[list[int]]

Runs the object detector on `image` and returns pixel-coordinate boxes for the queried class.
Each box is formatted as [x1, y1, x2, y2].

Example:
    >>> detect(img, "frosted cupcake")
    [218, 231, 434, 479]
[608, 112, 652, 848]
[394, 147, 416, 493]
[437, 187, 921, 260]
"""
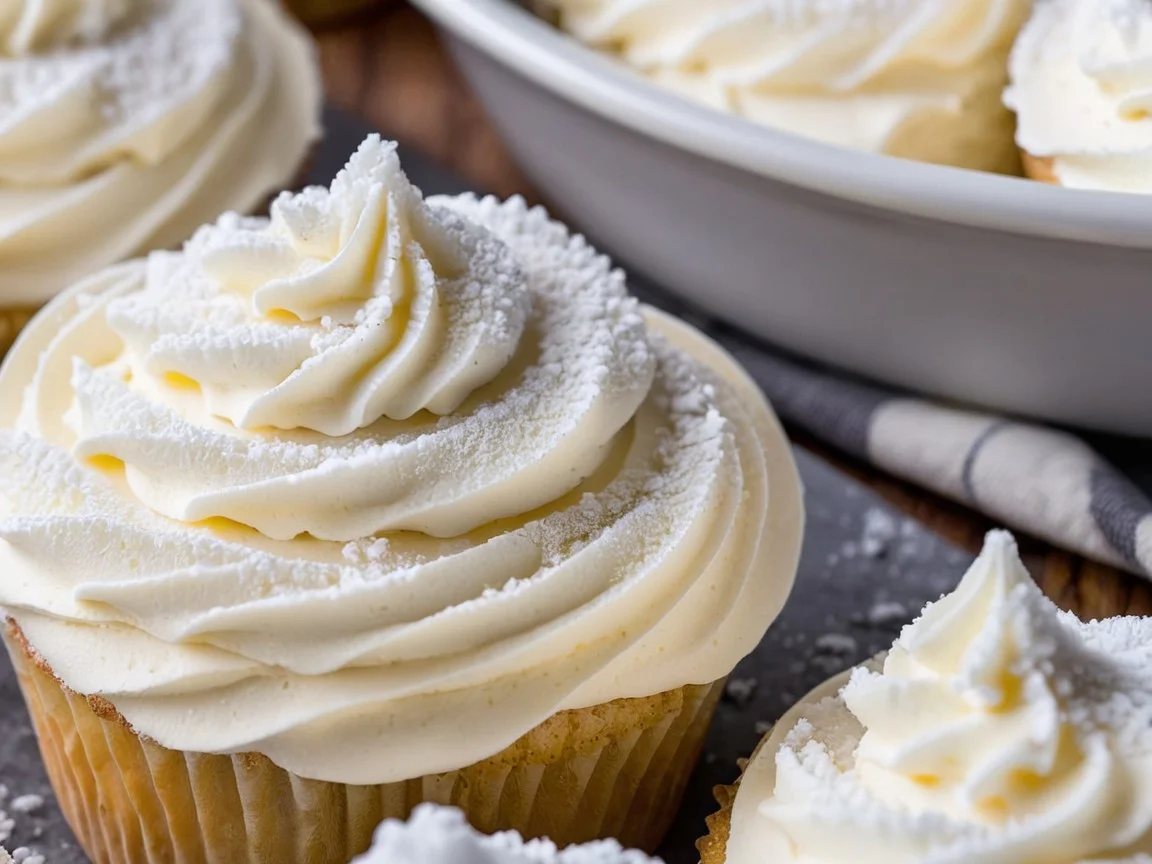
[539, 0, 1030, 173]
[700, 530, 1152, 864]
[0, 136, 803, 862]
[0, 0, 322, 348]
[1006, 0, 1152, 193]
[351, 804, 660, 862]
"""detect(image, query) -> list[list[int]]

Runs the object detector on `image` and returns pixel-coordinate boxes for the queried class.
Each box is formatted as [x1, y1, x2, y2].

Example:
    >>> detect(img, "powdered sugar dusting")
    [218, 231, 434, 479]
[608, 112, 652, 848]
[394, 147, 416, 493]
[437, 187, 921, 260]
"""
[0, 0, 241, 145]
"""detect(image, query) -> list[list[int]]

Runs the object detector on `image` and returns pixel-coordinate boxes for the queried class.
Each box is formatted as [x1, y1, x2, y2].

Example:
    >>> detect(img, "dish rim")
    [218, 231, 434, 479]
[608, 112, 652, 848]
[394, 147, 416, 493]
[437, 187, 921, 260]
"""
[412, 0, 1152, 249]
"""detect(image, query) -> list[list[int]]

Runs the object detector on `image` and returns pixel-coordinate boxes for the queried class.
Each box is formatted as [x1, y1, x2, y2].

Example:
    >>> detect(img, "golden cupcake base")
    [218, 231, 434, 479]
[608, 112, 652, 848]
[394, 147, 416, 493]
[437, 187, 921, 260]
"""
[1022, 151, 1059, 185]
[5, 621, 722, 863]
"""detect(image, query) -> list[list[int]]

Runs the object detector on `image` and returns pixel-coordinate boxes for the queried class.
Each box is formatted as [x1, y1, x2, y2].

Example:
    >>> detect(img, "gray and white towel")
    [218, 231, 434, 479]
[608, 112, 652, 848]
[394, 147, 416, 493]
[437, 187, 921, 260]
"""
[629, 284, 1152, 580]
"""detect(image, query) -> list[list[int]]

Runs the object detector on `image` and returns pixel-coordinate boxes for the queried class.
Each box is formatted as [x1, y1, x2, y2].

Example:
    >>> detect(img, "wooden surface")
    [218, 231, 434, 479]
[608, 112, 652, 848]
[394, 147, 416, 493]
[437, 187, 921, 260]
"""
[313, 4, 1151, 619]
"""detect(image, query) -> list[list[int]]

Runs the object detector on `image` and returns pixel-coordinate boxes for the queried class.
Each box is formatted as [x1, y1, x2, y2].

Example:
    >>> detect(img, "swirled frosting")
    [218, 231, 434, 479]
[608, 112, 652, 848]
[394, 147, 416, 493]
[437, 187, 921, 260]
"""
[540, 0, 1028, 172]
[0, 136, 803, 785]
[0, 0, 322, 308]
[1005, 0, 1152, 193]
[724, 531, 1152, 864]
[353, 804, 660, 863]
[0, 0, 130, 54]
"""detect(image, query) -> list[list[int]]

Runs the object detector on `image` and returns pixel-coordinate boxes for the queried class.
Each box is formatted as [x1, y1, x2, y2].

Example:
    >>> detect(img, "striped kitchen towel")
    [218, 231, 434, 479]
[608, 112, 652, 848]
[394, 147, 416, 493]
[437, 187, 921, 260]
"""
[628, 284, 1152, 579]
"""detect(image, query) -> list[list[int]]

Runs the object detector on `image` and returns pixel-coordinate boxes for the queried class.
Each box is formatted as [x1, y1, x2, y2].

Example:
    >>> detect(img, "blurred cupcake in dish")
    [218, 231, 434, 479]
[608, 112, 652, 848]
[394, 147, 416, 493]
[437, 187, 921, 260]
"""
[0, 135, 803, 861]
[539, 0, 1030, 173]
[700, 530, 1152, 864]
[0, 0, 322, 346]
[1006, 0, 1152, 192]
[352, 804, 660, 862]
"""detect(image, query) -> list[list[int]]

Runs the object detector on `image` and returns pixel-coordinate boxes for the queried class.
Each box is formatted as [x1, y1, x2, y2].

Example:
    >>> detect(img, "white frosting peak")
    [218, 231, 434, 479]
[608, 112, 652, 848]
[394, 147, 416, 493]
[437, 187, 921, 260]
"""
[0, 138, 803, 785]
[543, 0, 1028, 172]
[106, 136, 530, 436]
[1006, 0, 1152, 192]
[353, 805, 661, 864]
[726, 531, 1152, 864]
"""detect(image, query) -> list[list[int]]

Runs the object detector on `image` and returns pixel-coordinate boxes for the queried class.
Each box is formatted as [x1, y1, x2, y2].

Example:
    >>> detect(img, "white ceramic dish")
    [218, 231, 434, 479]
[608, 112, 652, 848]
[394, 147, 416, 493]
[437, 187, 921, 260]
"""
[412, 0, 1152, 437]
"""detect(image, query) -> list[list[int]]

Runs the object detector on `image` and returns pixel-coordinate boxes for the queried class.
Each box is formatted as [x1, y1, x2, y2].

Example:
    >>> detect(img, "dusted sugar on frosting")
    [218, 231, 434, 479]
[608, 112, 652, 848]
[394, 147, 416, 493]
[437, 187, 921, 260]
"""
[540, 0, 1028, 172]
[0, 136, 803, 785]
[1006, 0, 1152, 193]
[353, 804, 661, 863]
[0, 0, 322, 307]
[725, 531, 1152, 863]
[0, 0, 131, 54]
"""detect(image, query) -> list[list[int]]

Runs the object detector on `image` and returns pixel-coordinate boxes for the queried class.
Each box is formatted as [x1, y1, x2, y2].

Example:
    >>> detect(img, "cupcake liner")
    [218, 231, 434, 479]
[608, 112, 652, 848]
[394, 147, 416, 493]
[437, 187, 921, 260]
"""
[5, 623, 722, 862]
[697, 775, 740, 864]
[0, 308, 35, 357]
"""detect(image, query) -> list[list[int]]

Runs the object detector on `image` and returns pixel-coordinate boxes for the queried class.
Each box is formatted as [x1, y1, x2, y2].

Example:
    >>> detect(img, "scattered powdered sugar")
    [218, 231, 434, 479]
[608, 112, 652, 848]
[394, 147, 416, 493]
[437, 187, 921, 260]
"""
[814, 634, 858, 656]
[724, 677, 759, 709]
[0, 785, 44, 863]
[864, 600, 908, 628]
[3, 800, 38, 819]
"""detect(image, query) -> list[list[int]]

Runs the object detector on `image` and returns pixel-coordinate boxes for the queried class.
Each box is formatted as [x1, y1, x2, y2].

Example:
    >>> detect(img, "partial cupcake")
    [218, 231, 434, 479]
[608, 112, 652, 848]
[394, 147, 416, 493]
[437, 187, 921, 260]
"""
[0, 0, 322, 345]
[701, 530, 1152, 864]
[0, 135, 803, 862]
[538, 0, 1030, 173]
[1006, 0, 1152, 192]
[352, 804, 660, 862]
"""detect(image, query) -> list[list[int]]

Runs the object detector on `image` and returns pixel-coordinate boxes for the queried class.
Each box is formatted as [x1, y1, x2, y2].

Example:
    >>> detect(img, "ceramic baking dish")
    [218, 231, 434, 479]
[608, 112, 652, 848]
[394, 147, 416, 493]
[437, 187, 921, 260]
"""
[411, 0, 1152, 437]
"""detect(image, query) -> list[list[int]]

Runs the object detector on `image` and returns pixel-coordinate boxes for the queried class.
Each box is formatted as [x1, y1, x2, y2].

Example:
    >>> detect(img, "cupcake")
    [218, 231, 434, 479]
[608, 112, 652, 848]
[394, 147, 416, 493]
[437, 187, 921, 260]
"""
[700, 530, 1152, 864]
[0, 136, 803, 862]
[538, 0, 1030, 173]
[1006, 0, 1152, 192]
[351, 803, 659, 862]
[0, 0, 322, 348]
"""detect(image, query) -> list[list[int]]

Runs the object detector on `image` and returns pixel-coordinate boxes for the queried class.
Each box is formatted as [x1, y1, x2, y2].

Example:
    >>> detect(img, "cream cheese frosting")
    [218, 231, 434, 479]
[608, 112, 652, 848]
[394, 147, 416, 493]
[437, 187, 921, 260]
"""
[724, 530, 1152, 864]
[1005, 0, 1152, 192]
[0, 0, 322, 308]
[352, 804, 660, 863]
[541, 0, 1029, 172]
[0, 136, 803, 785]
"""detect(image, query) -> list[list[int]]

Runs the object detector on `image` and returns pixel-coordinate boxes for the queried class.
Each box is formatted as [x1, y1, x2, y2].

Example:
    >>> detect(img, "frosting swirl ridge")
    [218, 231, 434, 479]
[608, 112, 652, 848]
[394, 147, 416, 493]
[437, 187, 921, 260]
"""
[0, 0, 322, 306]
[0, 136, 802, 784]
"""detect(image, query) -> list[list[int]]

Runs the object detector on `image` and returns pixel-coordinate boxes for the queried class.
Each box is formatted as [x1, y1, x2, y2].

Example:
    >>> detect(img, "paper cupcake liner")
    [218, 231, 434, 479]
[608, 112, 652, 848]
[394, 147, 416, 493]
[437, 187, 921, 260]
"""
[5, 625, 721, 862]
[0, 308, 35, 357]
[698, 781, 739, 864]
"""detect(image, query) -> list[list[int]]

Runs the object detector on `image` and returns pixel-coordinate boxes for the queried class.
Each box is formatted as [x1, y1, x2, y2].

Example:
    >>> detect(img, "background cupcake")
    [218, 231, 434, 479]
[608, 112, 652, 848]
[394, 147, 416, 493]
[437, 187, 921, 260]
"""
[538, 0, 1031, 173]
[0, 136, 803, 862]
[701, 531, 1152, 863]
[1006, 0, 1152, 192]
[0, 0, 322, 349]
